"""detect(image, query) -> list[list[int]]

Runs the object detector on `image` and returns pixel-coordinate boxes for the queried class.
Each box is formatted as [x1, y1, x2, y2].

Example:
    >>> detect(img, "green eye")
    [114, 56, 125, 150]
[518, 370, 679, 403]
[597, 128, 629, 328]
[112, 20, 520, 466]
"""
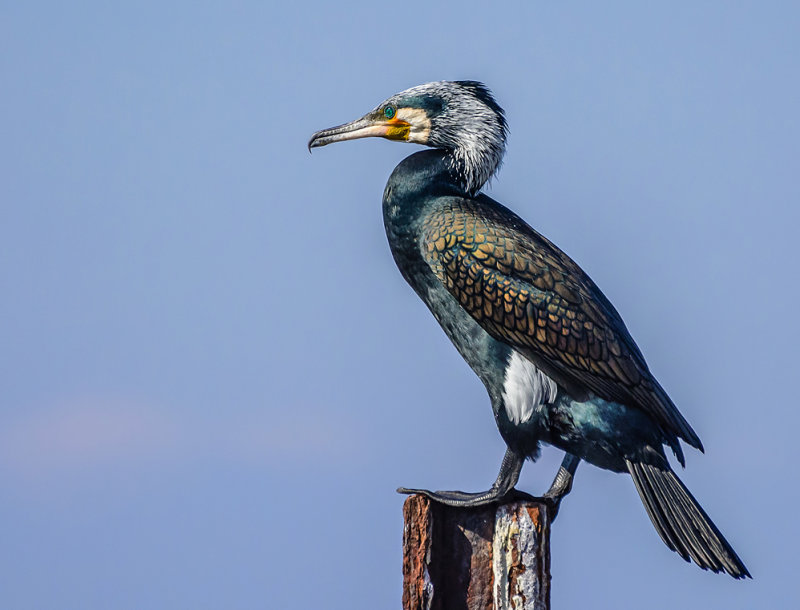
[384, 106, 396, 119]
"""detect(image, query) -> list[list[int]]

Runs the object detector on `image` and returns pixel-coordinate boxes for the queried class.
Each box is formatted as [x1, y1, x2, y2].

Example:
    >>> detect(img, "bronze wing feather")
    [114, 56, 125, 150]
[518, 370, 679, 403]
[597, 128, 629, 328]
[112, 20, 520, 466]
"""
[420, 195, 702, 452]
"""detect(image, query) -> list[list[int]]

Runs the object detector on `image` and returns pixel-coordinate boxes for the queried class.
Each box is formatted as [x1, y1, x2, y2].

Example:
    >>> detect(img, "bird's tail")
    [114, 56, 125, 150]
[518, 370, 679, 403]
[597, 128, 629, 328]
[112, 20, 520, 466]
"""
[626, 459, 750, 578]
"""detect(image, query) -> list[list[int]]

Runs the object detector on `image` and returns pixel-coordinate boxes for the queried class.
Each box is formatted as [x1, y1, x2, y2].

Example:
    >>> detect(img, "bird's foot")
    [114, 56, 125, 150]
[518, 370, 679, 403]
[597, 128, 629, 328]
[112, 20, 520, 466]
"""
[397, 486, 538, 508]
[540, 454, 581, 521]
[397, 448, 529, 508]
[541, 489, 568, 520]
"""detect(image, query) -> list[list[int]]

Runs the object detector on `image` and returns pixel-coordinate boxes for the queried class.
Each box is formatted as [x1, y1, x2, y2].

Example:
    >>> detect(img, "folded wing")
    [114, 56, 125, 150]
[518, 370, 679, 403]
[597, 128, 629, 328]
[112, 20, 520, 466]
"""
[420, 196, 702, 454]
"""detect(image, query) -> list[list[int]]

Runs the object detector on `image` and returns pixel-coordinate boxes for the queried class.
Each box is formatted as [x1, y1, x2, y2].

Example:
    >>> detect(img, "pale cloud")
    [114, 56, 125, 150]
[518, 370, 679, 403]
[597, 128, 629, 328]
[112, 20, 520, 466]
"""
[0, 395, 361, 480]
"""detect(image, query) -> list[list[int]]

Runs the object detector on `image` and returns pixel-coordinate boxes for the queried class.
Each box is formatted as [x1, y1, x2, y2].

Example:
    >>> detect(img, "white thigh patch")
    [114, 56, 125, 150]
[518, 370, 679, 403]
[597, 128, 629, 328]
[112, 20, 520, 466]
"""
[502, 351, 558, 425]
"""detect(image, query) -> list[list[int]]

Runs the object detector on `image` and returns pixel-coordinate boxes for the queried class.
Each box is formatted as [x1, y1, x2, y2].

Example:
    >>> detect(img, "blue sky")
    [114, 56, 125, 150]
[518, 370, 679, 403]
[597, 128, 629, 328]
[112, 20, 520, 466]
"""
[1, 2, 798, 608]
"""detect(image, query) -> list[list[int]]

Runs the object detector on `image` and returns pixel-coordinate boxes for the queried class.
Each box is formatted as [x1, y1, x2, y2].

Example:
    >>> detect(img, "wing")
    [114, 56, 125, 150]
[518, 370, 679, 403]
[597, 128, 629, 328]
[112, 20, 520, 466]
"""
[420, 195, 702, 451]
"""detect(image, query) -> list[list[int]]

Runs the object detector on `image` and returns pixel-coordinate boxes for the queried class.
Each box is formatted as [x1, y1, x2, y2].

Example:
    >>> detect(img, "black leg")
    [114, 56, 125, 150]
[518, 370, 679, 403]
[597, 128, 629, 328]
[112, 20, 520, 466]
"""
[397, 447, 528, 507]
[542, 453, 580, 519]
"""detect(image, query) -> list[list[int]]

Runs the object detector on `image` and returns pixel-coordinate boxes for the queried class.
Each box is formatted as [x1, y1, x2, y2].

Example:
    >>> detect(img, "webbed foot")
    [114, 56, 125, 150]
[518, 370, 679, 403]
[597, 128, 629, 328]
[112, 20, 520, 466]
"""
[397, 447, 525, 508]
[396, 485, 538, 507]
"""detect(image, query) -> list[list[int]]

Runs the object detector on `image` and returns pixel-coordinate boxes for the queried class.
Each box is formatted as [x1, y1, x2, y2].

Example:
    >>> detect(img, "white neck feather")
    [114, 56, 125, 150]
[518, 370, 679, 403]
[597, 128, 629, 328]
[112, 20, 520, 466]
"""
[450, 136, 505, 195]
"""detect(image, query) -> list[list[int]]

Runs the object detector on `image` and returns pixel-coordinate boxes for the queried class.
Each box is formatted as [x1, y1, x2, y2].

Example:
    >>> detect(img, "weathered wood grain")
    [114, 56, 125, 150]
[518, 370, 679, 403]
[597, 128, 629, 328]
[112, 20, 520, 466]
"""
[402, 495, 551, 610]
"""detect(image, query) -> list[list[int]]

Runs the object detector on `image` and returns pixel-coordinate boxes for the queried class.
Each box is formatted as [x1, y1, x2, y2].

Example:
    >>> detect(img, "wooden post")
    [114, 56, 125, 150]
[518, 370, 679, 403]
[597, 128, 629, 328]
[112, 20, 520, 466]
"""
[402, 495, 551, 610]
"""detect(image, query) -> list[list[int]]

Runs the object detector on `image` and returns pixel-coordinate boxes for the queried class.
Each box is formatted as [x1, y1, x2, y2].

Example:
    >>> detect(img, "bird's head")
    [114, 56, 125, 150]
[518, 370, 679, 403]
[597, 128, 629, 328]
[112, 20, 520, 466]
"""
[308, 81, 508, 194]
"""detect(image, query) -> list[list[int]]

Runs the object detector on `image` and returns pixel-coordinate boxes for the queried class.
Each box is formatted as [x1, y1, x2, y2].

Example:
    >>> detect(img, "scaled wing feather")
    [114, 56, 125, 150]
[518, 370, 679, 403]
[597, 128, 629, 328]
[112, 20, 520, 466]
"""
[420, 196, 702, 451]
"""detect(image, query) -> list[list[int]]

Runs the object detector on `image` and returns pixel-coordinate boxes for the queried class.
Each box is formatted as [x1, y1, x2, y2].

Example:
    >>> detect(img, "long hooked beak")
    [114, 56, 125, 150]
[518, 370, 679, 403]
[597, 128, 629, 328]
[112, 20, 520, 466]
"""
[308, 113, 410, 152]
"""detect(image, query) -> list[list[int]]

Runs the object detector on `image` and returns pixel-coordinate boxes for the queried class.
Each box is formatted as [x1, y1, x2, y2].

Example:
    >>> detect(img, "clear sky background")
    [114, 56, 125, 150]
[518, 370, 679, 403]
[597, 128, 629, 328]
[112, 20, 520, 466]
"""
[1, 2, 798, 608]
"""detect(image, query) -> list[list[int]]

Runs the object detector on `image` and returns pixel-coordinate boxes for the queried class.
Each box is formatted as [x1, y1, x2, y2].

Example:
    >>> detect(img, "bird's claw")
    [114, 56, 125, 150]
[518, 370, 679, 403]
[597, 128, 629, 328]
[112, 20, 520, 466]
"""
[397, 485, 540, 507]
[397, 487, 424, 496]
[398, 484, 568, 521]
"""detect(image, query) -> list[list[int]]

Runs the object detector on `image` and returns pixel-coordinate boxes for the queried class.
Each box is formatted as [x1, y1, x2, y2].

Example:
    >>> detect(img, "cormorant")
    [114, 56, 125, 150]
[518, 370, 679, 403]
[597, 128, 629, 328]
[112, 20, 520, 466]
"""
[308, 81, 749, 578]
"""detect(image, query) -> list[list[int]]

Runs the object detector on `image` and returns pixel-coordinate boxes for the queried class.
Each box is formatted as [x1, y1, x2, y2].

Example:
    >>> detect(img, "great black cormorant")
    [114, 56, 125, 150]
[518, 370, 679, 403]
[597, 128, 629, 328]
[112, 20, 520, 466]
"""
[308, 81, 749, 578]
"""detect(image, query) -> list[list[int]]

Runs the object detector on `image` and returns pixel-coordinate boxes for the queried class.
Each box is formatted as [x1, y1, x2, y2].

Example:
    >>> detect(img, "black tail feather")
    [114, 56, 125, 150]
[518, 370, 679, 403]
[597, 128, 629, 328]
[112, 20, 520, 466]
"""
[626, 459, 750, 579]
